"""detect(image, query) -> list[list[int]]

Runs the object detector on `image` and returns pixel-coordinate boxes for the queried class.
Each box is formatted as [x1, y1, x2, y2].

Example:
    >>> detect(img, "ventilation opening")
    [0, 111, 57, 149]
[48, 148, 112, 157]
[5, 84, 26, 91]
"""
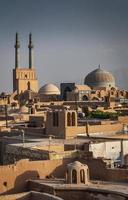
[3, 181, 7, 187]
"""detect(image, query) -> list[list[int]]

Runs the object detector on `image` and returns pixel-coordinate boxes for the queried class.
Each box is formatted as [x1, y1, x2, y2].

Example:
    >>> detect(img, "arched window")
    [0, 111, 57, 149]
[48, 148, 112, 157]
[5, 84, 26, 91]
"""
[63, 87, 72, 101]
[82, 95, 88, 101]
[67, 112, 71, 126]
[72, 112, 76, 126]
[80, 169, 85, 183]
[25, 74, 28, 79]
[27, 81, 31, 90]
[53, 112, 59, 127]
[111, 87, 115, 91]
[72, 169, 77, 183]
[120, 91, 124, 96]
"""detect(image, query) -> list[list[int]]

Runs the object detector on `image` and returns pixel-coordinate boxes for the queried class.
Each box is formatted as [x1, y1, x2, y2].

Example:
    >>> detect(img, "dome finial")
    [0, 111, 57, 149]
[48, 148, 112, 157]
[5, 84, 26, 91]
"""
[98, 64, 101, 69]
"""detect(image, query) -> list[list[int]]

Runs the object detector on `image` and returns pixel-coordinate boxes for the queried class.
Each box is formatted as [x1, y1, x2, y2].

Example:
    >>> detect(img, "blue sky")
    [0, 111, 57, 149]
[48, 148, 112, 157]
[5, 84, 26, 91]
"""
[0, 0, 128, 92]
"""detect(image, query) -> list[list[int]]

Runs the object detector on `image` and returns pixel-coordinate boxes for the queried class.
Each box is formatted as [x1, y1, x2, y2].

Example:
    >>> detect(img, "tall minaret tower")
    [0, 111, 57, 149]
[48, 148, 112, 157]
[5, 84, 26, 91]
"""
[13, 33, 38, 94]
[15, 32, 20, 69]
[28, 33, 34, 69]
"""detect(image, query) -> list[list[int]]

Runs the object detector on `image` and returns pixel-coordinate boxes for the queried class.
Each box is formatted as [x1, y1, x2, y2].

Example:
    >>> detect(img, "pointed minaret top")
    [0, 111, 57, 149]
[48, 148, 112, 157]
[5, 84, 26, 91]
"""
[15, 32, 20, 48]
[16, 32, 18, 41]
[28, 33, 34, 49]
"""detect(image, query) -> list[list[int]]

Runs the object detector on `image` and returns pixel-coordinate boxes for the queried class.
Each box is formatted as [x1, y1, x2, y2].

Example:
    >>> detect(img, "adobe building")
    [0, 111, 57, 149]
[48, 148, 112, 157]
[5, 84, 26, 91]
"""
[16, 160, 128, 200]
[46, 108, 79, 139]
[45, 107, 123, 139]
[0, 158, 128, 199]
[10, 33, 128, 112]
[61, 65, 128, 109]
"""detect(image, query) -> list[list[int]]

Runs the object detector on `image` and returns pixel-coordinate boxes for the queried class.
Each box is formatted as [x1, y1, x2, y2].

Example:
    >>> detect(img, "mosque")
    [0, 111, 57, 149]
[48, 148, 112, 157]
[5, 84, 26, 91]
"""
[12, 33, 128, 109]
[1, 34, 128, 200]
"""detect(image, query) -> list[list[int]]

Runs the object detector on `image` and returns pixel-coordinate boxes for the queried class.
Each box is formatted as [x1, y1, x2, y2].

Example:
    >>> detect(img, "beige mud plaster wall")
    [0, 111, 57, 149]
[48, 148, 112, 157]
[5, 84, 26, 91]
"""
[118, 116, 128, 123]
[0, 158, 74, 194]
[81, 158, 128, 182]
[88, 123, 123, 133]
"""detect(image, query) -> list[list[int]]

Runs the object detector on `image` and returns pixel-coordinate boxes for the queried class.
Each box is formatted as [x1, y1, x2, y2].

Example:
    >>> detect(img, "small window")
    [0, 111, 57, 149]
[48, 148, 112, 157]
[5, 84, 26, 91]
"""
[53, 112, 59, 127]
[72, 112, 76, 126]
[82, 95, 88, 101]
[25, 74, 27, 79]
[27, 81, 31, 90]
[67, 112, 71, 126]
[3, 181, 7, 187]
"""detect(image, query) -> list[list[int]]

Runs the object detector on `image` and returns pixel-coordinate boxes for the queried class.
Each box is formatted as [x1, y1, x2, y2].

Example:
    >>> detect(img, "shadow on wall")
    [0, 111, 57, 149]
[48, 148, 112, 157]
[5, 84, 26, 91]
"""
[0, 158, 76, 195]
[16, 192, 64, 200]
[16, 193, 30, 200]
[48, 158, 76, 179]
[1, 170, 40, 195]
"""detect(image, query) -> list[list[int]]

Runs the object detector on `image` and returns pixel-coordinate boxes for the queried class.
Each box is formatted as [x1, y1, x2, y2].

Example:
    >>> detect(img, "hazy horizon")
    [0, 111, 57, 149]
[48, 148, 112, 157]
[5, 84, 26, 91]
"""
[0, 0, 128, 92]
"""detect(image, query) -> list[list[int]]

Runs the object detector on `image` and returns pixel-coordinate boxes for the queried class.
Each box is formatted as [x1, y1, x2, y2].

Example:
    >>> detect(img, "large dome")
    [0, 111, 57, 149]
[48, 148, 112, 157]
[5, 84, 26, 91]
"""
[39, 83, 60, 95]
[84, 66, 115, 89]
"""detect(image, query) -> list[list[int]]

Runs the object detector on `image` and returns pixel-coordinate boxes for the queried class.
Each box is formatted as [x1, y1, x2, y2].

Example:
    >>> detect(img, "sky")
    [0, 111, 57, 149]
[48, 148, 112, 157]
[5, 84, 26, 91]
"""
[0, 0, 128, 92]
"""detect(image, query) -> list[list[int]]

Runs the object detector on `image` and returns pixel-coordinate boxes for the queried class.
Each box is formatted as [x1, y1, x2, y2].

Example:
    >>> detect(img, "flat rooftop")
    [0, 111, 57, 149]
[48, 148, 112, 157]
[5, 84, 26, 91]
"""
[4, 131, 128, 150]
[29, 179, 128, 196]
[4, 135, 90, 147]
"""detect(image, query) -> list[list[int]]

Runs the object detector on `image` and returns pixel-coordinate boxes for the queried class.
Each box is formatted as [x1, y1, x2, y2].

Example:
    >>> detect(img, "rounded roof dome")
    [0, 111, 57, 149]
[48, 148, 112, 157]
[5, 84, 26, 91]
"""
[84, 66, 115, 89]
[67, 161, 88, 169]
[39, 83, 60, 95]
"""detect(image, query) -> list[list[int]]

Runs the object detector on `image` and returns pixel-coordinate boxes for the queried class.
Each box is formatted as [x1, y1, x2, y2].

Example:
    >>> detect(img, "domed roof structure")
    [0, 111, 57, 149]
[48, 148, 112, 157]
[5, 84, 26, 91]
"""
[84, 66, 115, 89]
[39, 83, 60, 95]
[66, 161, 89, 185]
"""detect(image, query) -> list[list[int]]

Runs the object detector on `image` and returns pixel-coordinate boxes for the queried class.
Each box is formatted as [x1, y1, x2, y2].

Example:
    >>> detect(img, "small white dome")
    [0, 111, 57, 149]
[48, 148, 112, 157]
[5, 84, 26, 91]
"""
[39, 83, 60, 95]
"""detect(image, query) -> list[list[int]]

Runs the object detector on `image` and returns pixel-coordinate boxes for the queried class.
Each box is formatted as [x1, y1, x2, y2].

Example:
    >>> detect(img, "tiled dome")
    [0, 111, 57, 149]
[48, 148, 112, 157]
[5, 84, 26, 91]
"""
[84, 66, 115, 89]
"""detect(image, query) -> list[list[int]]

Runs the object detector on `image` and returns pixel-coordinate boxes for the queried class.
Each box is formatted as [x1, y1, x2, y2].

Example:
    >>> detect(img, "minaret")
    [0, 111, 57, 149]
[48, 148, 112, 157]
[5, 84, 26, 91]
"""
[14, 32, 20, 69]
[28, 33, 34, 69]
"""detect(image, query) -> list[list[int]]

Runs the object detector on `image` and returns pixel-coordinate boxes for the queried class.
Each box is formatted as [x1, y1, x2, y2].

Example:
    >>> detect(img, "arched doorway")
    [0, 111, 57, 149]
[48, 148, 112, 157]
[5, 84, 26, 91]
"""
[72, 112, 76, 126]
[67, 112, 72, 126]
[72, 169, 77, 183]
[82, 95, 88, 101]
[63, 87, 72, 101]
